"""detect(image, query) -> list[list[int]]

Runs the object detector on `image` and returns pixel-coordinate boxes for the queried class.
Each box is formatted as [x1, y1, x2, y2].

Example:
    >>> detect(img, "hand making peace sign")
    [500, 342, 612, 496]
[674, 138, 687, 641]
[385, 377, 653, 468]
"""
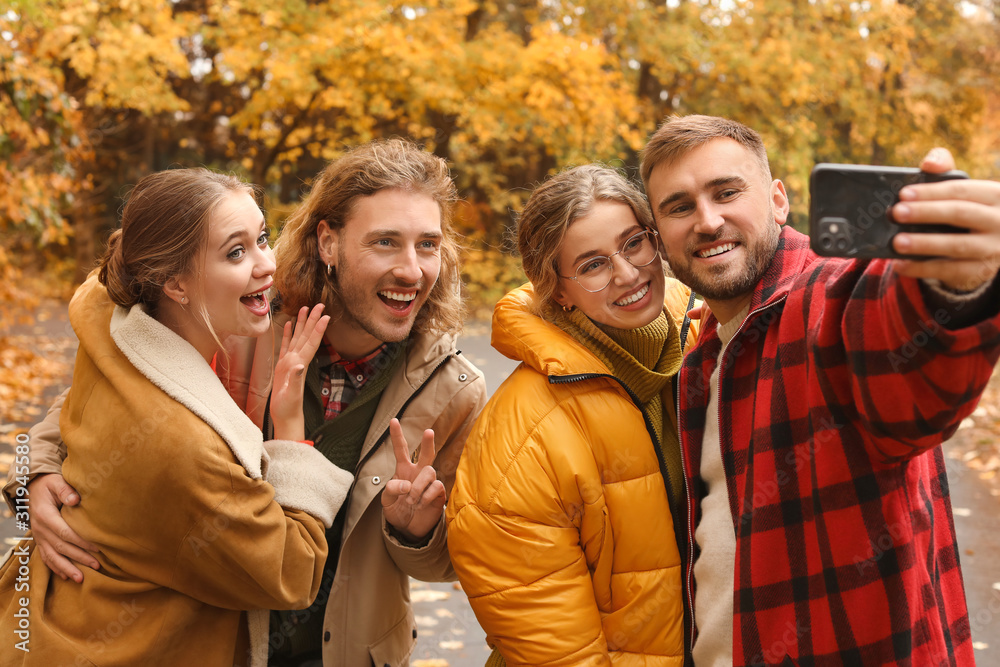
[381, 418, 447, 543]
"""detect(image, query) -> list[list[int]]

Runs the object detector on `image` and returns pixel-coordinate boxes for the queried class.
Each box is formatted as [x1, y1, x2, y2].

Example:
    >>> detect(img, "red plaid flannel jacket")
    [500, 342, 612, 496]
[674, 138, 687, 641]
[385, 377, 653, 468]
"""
[677, 227, 1000, 666]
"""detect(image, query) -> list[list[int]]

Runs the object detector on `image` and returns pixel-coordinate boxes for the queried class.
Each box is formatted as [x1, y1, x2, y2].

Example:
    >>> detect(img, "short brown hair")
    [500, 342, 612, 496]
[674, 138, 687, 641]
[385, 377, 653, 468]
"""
[517, 164, 658, 312]
[274, 139, 464, 334]
[98, 168, 256, 314]
[640, 114, 771, 191]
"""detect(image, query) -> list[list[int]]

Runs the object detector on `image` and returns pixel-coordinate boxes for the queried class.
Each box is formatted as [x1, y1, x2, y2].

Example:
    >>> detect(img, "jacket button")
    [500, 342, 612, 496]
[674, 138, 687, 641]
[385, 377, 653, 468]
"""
[412, 628, 418, 639]
[372, 476, 381, 485]
[324, 631, 331, 642]
[459, 373, 468, 381]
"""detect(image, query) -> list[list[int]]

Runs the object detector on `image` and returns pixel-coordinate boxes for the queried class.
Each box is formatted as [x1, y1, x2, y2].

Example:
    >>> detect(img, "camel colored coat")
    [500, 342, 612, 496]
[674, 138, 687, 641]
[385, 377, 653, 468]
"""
[0, 276, 353, 667]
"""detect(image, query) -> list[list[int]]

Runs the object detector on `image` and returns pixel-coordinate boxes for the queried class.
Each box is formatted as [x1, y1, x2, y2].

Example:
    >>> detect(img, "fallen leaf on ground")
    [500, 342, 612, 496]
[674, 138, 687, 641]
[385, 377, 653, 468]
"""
[411, 590, 450, 603]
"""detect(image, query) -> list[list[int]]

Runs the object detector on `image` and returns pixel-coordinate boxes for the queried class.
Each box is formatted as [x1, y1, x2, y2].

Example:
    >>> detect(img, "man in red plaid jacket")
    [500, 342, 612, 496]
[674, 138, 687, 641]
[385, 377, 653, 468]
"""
[641, 115, 1000, 666]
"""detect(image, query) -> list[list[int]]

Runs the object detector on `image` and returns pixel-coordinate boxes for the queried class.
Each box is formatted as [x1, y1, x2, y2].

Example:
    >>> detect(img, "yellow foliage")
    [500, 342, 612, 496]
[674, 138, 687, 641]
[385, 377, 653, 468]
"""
[461, 247, 527, 321]
[1, 0, 997, 317]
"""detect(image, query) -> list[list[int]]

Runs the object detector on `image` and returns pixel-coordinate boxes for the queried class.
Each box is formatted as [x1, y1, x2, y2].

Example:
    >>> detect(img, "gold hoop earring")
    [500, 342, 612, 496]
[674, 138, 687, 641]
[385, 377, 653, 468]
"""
[562, 304, 573, 313]
[327, 264, 333, 276]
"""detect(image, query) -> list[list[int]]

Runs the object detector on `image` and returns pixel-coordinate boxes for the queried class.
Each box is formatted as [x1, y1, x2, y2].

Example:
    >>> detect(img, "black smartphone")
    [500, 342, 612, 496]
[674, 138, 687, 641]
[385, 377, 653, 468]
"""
[809, 163, 969, 259]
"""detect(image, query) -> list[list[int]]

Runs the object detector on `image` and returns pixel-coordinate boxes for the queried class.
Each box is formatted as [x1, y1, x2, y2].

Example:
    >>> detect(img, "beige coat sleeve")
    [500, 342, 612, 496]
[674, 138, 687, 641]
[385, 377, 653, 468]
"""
[3, 387, 69, 515]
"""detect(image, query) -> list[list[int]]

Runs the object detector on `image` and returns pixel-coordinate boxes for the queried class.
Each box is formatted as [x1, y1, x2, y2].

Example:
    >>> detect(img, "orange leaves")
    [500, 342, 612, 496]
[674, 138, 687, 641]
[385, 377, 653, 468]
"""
[40, 0, 190, 112]
[636, 0, 997, 226]
[0, 337, 71, 424]
[2, 0, 998, 322]
[0, 297, 75, 426]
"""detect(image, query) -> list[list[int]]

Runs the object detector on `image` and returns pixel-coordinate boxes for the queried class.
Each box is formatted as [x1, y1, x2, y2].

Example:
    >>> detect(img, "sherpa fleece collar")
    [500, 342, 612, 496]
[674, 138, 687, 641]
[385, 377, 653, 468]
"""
[110, 303, 265, 479]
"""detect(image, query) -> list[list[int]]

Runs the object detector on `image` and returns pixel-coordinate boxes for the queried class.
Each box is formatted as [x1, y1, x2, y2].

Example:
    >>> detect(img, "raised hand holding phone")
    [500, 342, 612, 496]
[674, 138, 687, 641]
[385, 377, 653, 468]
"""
[891, 148, 1000, 292]
[809, 162, 969, 259]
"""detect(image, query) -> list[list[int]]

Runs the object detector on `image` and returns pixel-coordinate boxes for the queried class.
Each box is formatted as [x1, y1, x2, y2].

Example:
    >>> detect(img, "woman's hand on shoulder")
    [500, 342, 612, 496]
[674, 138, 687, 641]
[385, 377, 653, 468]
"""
[270, 305, 330, 441]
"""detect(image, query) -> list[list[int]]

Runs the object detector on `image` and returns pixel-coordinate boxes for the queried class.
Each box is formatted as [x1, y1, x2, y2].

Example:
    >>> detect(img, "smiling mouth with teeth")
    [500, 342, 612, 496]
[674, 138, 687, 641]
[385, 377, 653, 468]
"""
[239, 288, 270, 316]
[697, 242, 738, 258]
[378, 289, 418, 312]
[615, 283, 649, 307]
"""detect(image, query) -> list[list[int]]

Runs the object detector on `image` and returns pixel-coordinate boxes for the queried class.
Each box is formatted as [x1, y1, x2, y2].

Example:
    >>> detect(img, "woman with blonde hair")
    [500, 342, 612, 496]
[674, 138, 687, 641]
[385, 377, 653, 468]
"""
[0, 168, 353, 667]
[448, 164, 697, 665]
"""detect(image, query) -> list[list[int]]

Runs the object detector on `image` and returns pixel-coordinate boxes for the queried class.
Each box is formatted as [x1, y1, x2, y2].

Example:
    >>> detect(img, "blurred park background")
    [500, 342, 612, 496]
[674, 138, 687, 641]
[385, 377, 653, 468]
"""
[4, 0, 1000, 331]
[3, 1, 1000, 663]
[1, 0, 995, 415]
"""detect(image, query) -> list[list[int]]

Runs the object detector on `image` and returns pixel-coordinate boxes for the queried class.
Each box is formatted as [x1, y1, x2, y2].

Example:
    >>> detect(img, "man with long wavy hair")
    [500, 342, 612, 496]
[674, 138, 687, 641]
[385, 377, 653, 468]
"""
[12, 139, 487, 667]
[262, 138, 486, 667]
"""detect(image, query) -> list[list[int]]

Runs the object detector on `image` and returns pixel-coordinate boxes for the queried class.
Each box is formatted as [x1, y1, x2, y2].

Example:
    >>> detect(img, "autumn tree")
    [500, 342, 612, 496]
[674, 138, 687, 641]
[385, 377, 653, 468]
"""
[1, 0, 997, 317]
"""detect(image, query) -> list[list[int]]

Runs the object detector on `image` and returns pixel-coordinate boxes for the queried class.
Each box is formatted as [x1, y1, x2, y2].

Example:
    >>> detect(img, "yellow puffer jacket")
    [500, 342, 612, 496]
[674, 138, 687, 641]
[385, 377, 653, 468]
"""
[447, 280, 697, 666]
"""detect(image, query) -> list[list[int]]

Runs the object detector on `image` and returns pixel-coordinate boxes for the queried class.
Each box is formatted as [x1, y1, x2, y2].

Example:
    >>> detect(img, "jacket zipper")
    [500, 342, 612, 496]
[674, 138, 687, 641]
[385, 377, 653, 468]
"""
[675, 365, 697, 659]
[549, 371, 680, 559]
[717, 295, 786, 521]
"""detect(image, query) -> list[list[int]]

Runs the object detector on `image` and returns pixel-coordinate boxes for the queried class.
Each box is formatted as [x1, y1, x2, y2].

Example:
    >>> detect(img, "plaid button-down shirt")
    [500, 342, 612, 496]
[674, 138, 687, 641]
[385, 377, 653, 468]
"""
[317, 341, 390, 420]
[677, 228, 999, 666]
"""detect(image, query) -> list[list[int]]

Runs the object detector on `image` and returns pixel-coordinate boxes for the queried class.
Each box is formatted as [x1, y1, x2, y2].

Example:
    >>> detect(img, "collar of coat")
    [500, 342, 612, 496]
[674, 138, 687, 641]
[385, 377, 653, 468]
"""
[270, 309, 461, 388]
[492, 278, 695, 378]
[105, 285, 266, 479]
[696, 225, 812, 336]
[748, 225, 812, 312]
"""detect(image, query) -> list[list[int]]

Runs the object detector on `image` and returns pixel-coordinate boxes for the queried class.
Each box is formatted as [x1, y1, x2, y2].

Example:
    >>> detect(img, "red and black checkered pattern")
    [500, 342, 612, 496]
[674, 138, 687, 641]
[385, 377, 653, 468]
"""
[316, 340, 388, 419]
[678, 227, 1000, 666]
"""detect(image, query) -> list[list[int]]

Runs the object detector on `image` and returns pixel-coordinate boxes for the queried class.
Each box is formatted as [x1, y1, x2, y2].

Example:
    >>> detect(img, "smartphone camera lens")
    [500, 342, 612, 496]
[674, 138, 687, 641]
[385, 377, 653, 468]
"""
[819, 234, 834, 251]
[835, 237, 850, 253]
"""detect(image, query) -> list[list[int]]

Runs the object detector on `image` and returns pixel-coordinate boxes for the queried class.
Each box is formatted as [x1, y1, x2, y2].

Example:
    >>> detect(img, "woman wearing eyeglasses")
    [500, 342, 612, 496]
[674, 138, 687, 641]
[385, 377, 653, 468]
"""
[447, 165, 698, 666]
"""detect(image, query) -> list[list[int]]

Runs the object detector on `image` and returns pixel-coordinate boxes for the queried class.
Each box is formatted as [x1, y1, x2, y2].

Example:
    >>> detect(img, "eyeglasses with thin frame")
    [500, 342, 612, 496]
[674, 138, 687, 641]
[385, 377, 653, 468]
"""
[558, 229, 660, 293]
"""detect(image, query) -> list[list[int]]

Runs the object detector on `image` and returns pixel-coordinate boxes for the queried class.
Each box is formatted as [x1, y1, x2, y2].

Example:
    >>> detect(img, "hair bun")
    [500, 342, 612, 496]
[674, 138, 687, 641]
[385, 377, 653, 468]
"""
[98, 229, 141, 308]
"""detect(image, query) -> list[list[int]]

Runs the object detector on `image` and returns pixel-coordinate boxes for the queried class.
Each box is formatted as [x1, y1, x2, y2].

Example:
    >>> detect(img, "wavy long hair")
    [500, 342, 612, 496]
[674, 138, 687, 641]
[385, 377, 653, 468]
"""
[274, 139, 464, 335]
